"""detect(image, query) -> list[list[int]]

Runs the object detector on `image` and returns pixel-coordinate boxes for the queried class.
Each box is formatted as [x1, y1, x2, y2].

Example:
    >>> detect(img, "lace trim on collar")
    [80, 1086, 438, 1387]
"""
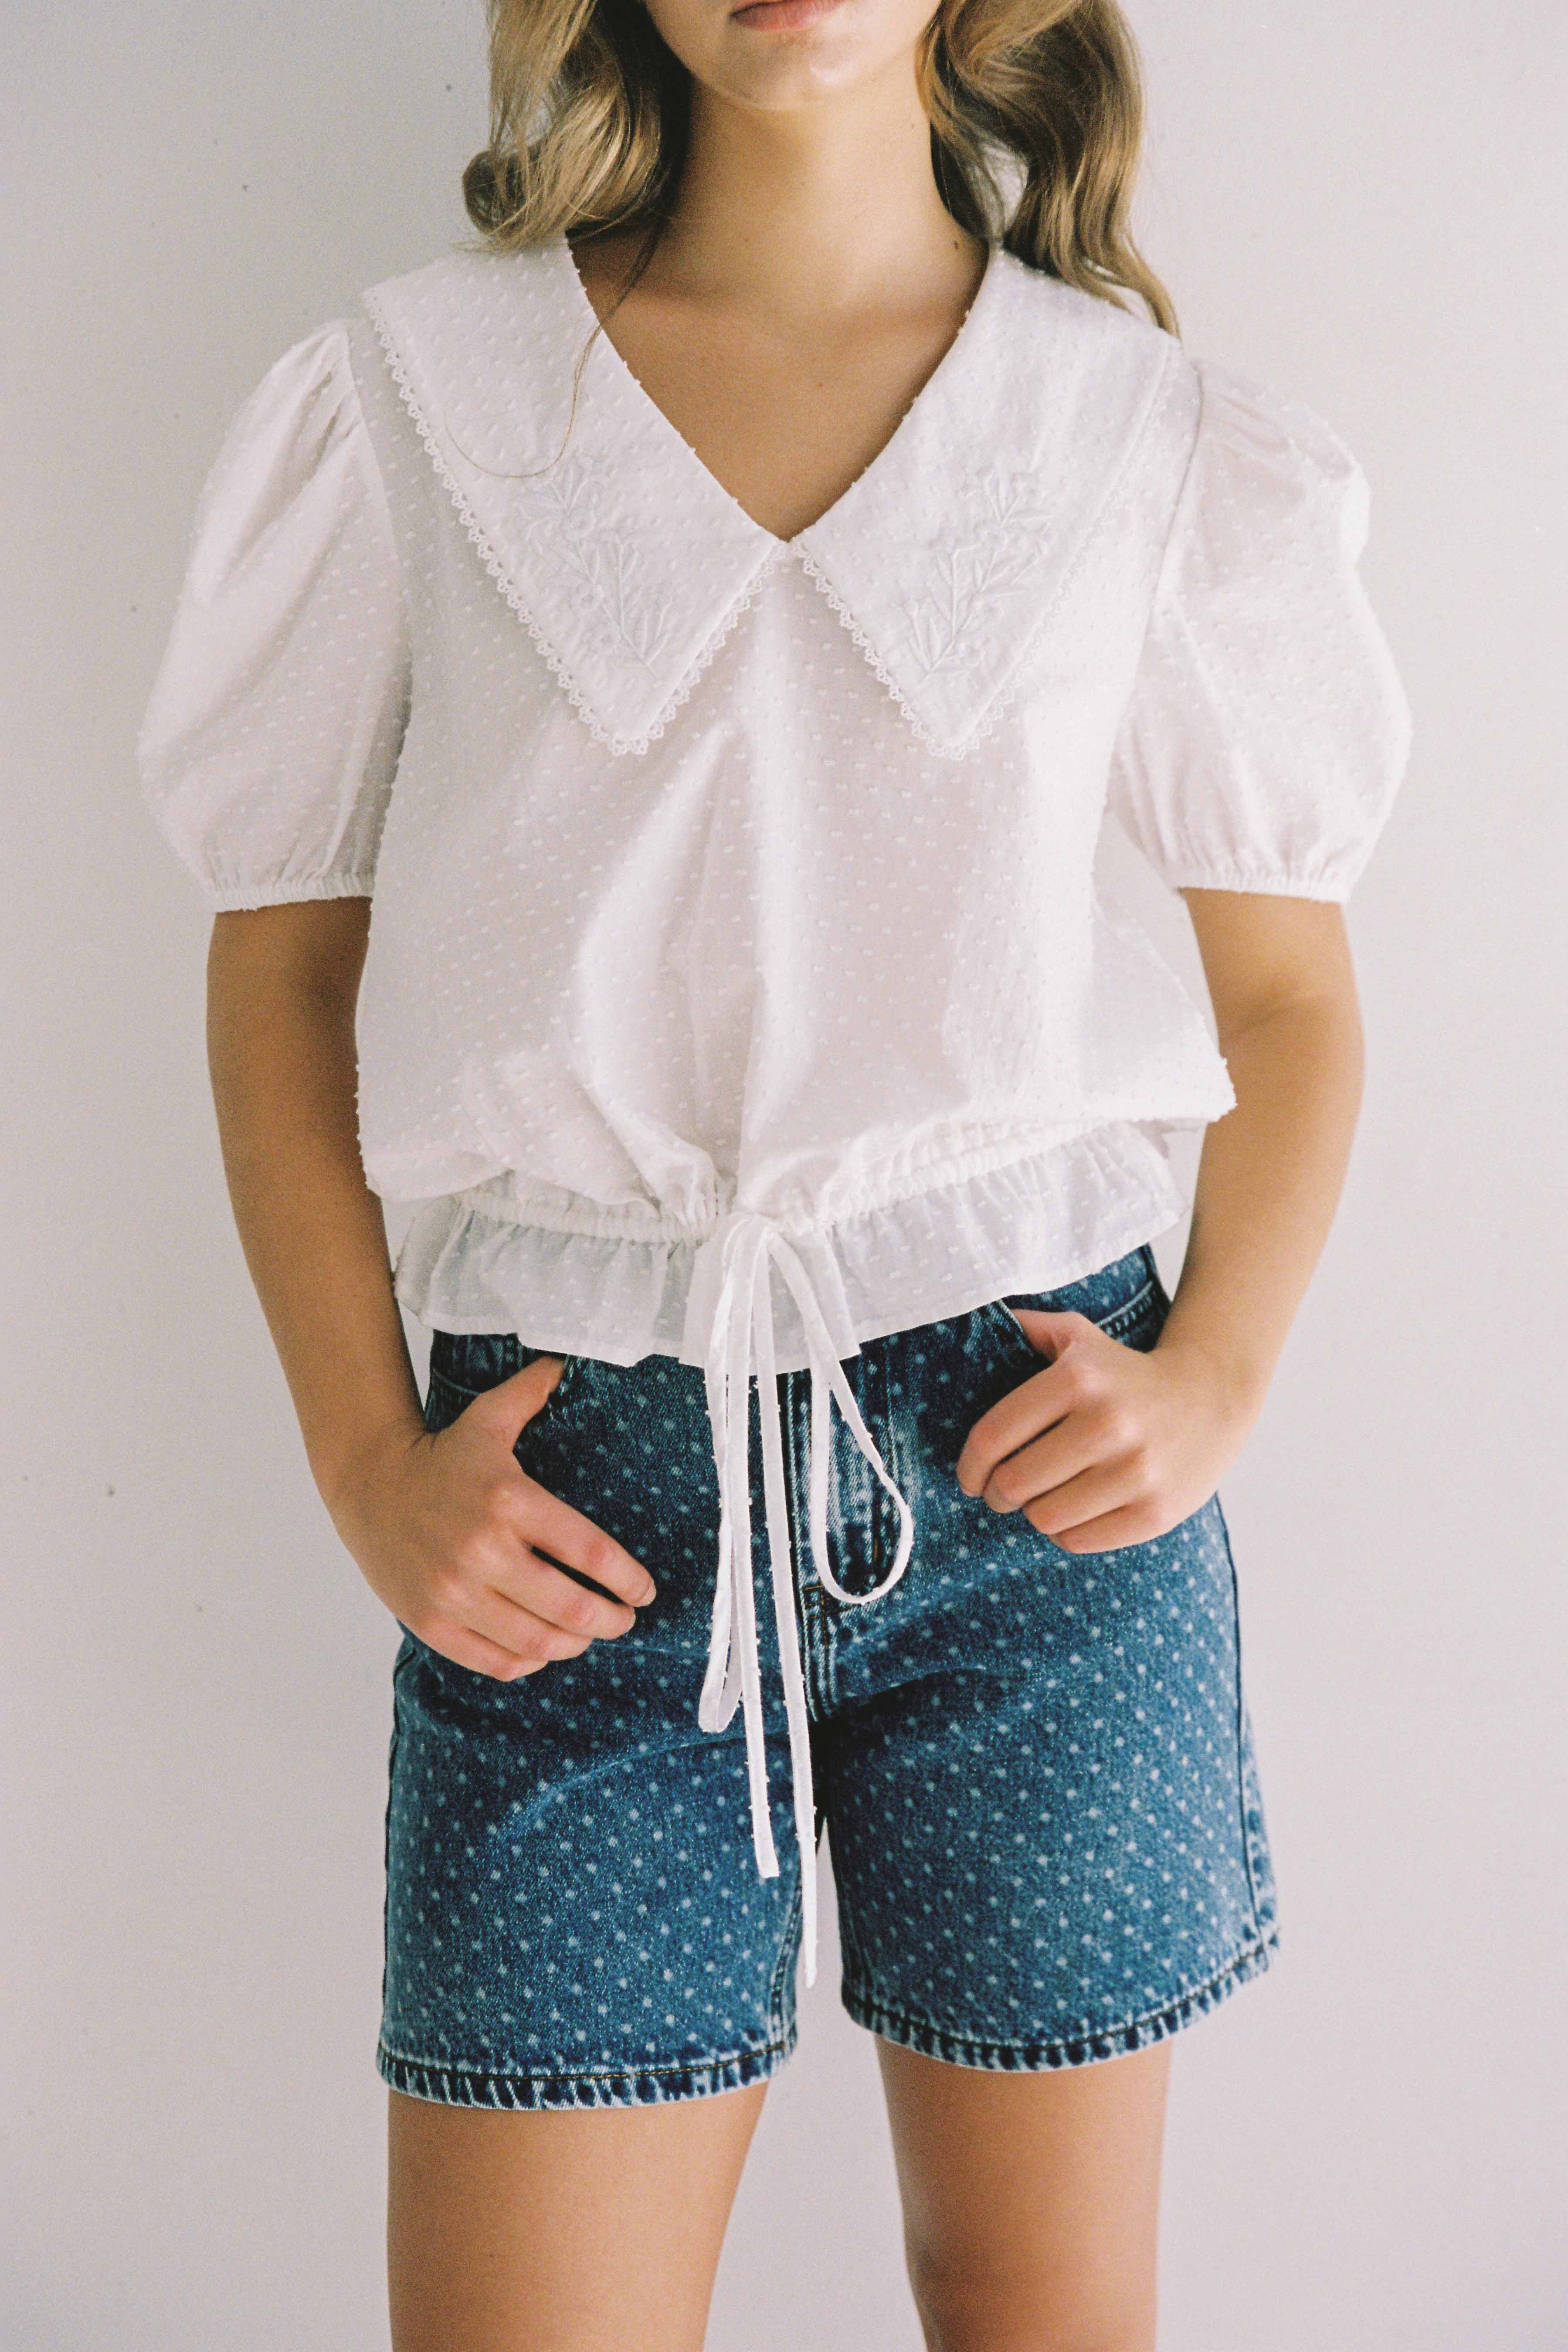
[364, 242, 1187, 758]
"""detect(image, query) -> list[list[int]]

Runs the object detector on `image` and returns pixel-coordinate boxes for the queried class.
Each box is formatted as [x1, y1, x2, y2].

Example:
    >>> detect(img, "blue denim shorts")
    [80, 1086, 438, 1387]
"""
[377, 1245, 1278, 2110]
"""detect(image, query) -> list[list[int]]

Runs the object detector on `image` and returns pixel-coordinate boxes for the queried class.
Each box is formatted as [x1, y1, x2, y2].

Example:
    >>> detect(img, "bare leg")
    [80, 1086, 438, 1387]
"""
[877, 2039, 1172, 2352]
[387, 2080, 768, 2352]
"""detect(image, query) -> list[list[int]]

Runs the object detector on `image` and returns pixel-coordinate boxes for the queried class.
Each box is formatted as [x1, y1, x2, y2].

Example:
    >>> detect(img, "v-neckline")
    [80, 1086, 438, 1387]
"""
[366, 232, 1180, 756]
[555, 233, 1000, 553]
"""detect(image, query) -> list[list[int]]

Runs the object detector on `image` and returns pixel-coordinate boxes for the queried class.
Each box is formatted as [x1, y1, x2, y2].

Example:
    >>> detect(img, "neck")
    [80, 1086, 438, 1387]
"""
[653, 56, 980, 321]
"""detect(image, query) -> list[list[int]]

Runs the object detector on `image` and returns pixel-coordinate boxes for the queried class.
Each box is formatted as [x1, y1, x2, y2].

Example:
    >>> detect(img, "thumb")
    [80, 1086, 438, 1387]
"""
[1006, 1307, 1096, 1363]
[464, 1352, 568, 1439]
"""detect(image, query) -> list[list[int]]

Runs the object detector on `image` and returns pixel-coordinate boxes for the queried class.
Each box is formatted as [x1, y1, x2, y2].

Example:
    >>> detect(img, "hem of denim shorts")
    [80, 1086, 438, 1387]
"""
[841, 1931, 1280, 2073]
[376, 2027, 797, 2111]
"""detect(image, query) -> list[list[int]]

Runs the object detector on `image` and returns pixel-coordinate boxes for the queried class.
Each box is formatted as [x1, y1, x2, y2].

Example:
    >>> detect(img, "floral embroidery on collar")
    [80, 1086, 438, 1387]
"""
[522, 454, 676, 671]
[899, 469, 1059, 679]
[366, 248, 780, 754]
[366, 240, 1184, 758]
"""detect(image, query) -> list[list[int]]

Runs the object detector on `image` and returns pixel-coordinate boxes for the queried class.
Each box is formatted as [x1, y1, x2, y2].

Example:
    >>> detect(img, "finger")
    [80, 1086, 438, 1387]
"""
[425, 1617, 551, 1681]
[1021, 1457, 1145, 1539]
[978, 1415, 1109, 1514]
[462, 1353, 568, 1440]
[1026, 1496, 1170, 1556]
[1006, 1307, 1099, 1361]
[517, 1483, 656, 1608]
[502, 1549, 639, 1643]
[463, 1582, 600, 1661]
[955, 1345, 1086, 1496]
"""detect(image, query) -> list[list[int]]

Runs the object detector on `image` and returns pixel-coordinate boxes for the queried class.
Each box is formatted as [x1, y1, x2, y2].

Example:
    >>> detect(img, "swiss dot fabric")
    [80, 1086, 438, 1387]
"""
[1107, 363, 1411, 895]
[137, 323, 410, 910]
[136, 234, 1412, 1383]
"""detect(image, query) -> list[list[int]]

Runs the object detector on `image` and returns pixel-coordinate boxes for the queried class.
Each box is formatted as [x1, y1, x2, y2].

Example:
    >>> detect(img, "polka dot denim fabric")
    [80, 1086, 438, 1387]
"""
[378, 1246, 1278, 2111]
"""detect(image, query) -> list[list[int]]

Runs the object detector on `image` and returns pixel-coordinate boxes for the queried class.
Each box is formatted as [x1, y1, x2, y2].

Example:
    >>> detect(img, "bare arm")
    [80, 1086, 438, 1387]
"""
[207, 901, 424, 1498]
[957, 893, 1365, 1548]
[207, 903, 655, 1671]
[1157, 892, 1365, 1415]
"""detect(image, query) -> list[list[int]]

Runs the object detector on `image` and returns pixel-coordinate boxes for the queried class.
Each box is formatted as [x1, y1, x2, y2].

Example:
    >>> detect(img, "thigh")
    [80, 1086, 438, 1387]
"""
[387, 2079, 767, 2352]
[877, 2039, 1170, 2352]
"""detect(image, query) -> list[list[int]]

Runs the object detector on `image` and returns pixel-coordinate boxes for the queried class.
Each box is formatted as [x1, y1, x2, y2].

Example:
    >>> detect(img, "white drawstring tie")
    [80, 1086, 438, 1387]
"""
[680, 1210, 913, 1985]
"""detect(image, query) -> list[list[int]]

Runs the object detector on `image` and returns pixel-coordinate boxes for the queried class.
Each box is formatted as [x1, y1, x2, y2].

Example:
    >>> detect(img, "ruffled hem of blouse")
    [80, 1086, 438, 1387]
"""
[391, 1125, 1188, 1376]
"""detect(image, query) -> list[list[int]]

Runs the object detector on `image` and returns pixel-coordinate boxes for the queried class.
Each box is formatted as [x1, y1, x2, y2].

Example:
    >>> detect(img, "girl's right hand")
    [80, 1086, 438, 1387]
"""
[326, 1354, 656, 1680]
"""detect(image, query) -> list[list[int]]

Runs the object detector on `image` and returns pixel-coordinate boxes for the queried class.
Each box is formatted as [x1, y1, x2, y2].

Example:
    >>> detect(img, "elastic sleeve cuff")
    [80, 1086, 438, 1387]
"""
[1161, 865, 1354, 902]
[204, 872, 375, 913]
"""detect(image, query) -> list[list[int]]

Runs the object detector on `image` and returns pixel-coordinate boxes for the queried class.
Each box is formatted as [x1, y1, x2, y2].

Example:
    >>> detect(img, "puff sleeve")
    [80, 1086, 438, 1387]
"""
[1106, 360, 1412, 899]
[136, 320, 410, 910]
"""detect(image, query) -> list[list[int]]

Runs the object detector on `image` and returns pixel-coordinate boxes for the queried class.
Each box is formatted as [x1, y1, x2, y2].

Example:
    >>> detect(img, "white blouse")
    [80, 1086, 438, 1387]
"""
[138, 237, 1411, 1966]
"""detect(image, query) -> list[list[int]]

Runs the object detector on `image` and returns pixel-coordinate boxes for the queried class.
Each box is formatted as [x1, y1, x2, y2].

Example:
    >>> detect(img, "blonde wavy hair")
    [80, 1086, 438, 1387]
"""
[462, 0, 1178, 336]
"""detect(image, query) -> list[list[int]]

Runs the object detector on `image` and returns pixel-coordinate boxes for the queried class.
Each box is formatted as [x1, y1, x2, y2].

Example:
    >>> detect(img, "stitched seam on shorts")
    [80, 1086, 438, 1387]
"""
[873, 1344, 905, 1601]
[424, 1346, 521, 1399]
[376, 2031, 791, 2086]
[987, 1278, 1158, 1349]
[828, 1839, 874, 1993]
[1215, 1495, 1269, 1939]
[842, 1934, 1278, 2066]
[380, 1704, 400, 2023]
[427, 1353, 581, 1405]
[377, 2040, 794, 2111]
[1097, 1286, 1159, 1338]
[767, 1866, 805, 2038]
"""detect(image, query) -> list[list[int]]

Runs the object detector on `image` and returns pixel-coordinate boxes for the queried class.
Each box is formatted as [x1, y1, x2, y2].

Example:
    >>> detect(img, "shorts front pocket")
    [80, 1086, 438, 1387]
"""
[423, 1341, 585, 1435]
[974, 1251, 1171, 1370]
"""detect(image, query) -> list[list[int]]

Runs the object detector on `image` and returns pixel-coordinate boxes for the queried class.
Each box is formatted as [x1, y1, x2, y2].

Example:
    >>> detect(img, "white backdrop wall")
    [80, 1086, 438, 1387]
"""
[3, 6, 1564, 2347]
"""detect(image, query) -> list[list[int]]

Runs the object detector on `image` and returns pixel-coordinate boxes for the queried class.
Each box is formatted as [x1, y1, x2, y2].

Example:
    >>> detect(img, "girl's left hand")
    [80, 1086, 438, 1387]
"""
[955, 1309, 1259, 1554]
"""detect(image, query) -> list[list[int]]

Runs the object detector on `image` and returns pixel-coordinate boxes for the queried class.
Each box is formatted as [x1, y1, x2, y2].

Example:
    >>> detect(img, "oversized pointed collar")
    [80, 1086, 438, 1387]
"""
[364, 236, 1180, 758]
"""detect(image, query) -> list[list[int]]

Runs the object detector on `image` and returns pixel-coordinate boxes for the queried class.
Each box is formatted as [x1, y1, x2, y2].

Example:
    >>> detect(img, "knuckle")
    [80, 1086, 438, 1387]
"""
[428, 1562, 466, 1611]
[583, 1533, 622, 1584]
[555, 1586, 597, 1636]
[482, 1477, 519, 1528]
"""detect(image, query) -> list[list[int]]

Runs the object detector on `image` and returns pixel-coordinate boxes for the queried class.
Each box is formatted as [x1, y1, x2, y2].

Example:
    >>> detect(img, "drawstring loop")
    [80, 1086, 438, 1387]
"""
[683, 1209, 914, 1985]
